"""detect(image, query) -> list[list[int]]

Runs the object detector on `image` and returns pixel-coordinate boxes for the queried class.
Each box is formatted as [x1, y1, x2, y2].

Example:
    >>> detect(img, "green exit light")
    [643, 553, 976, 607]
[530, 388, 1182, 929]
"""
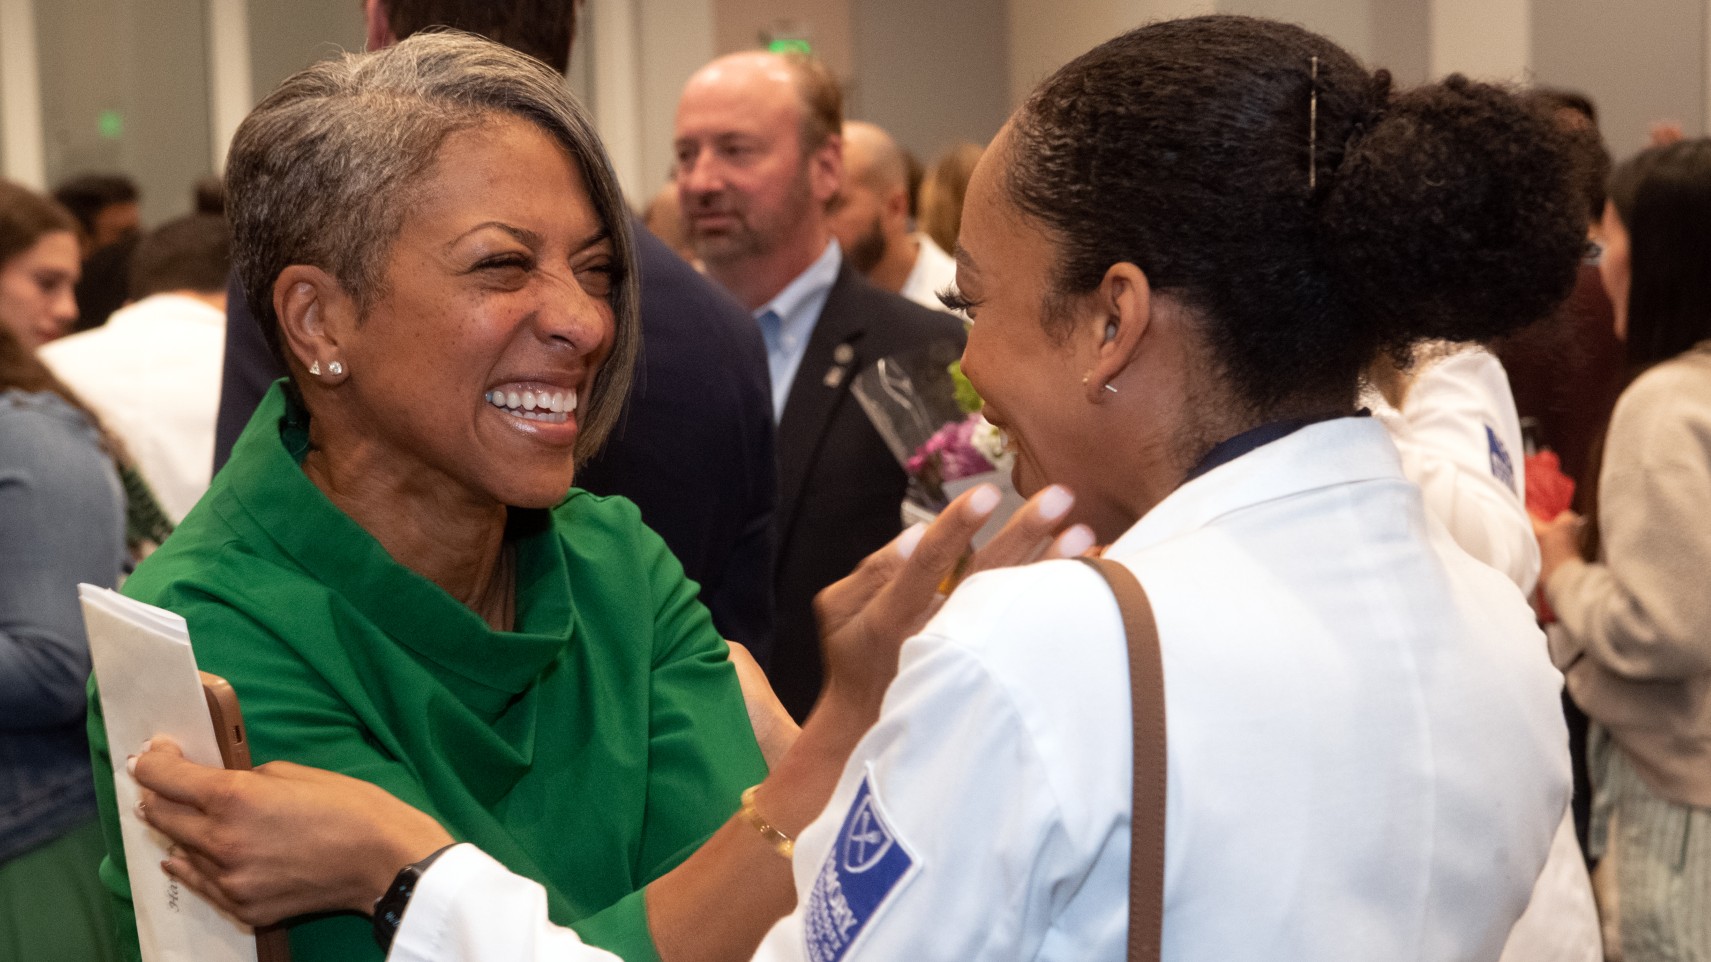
[767, 38, 811, 55]
[98, 109, 124, 140]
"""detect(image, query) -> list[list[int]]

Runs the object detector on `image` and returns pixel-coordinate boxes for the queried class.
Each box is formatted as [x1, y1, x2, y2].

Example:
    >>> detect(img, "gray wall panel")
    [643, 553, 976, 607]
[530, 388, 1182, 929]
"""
[247, 0, 365, 106]
[850, 0, 1011, 161]
[36, 0, 210, 224]
[1532, 0, 1704, 160]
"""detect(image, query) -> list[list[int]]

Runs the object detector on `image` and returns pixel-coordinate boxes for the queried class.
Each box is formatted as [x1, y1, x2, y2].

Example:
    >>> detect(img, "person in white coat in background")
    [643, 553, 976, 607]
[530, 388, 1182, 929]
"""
[1364, 345, 1542, 593]
[128, 16, 1589, 962]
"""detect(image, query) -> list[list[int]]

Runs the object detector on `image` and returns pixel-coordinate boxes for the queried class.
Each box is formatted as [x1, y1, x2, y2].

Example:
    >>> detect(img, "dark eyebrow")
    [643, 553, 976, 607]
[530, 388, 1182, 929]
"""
[953, 243, 978, 276]
[571, 226, 612, 256]
[446, 221, 544, 252]
[444, 223, 612, 256]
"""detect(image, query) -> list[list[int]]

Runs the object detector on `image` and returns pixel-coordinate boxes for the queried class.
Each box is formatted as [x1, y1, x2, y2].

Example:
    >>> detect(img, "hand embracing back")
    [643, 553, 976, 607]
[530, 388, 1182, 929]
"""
[130, 738, 454, 925]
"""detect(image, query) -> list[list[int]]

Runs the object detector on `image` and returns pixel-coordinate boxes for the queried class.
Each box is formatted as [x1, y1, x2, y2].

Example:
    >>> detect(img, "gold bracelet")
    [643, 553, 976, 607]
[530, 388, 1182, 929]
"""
[739, 785, 795, 860]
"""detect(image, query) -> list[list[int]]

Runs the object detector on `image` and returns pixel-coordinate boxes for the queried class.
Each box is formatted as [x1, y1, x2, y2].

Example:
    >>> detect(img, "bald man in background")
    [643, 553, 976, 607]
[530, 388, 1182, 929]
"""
[828, 120, 960, 314]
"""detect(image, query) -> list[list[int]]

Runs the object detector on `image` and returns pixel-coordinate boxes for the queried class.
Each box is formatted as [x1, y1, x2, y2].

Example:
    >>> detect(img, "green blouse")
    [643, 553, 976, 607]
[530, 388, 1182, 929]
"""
[88, 385, 767, 962]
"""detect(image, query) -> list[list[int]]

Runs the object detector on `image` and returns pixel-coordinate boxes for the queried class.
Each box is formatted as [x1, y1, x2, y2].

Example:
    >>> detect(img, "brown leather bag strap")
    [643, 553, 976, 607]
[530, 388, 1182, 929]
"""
[1077, 556, 1166, 962]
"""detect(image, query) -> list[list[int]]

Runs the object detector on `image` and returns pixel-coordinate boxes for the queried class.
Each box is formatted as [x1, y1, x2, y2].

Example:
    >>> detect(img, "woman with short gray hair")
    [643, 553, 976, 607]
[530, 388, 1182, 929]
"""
[223, 29, 640, 458]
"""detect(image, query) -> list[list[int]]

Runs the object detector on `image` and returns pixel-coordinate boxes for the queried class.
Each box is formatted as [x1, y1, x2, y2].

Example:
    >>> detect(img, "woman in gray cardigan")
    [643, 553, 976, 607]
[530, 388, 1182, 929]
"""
[1537, 138, 1711, 962]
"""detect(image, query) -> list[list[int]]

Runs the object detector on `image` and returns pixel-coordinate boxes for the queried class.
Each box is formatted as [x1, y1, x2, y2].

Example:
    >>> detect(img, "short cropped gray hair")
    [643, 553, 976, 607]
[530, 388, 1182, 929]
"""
[226, 29, 639, 463]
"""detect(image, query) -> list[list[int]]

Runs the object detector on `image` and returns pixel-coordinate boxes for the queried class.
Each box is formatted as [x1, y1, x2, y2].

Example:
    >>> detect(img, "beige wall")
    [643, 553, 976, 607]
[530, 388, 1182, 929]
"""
[34, 0, 212, 225]
[638, 0, 717, 189]
[1000, 0, 1440, 98]
[998, 0, 1705, 165]
[1431, 0, 1531, 80]
[1, 0, 1707, 214]
[1532, 0, 1706, 159]
[1006, 0, 1215, 106]
[1223, 0, 1375, 60]
[849, 0, 1011, 159]
[1369, 0, 1430, 85]
[650, 0, 1013, 192]
[248, 0, 366, 101]
[0, 0, 39, 187]
[712, 0, 854, 77]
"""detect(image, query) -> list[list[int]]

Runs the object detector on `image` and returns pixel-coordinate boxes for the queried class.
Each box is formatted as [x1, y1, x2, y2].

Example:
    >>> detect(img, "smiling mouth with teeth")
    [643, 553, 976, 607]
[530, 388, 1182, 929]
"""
[485, 388, 578, 423]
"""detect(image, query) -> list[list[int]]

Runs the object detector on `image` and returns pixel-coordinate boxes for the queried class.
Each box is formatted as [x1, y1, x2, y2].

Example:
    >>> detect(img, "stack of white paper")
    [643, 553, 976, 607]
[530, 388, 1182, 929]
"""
[80, 584, 261, 962]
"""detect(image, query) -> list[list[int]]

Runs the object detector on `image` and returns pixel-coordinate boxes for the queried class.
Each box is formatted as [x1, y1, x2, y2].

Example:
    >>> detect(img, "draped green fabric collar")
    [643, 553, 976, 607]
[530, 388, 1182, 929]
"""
[219, 383, 578, 699]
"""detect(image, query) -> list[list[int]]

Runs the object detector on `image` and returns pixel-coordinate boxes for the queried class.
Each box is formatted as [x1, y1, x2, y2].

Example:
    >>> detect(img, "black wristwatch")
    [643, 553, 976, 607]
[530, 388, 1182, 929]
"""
[371, 844, 457, 952]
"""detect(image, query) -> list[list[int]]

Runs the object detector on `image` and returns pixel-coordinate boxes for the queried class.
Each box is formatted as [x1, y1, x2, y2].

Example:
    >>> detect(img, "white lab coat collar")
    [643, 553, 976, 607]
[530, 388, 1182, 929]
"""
[1107, 415, 1401, 559]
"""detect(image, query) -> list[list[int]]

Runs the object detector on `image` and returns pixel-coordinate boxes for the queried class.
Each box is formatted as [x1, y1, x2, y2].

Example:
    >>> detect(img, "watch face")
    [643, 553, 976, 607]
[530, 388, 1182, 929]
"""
[372, 865, 423, 951]
[372, 847, 454, 952]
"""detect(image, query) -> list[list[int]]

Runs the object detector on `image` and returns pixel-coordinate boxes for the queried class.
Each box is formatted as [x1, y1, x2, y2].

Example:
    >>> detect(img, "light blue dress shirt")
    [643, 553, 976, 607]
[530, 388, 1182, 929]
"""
[755, 240, 842, 423]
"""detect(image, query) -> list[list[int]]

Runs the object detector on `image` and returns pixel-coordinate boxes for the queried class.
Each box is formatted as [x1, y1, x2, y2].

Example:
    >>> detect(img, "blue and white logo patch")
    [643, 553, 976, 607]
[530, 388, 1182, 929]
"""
[1487, 425, 1516, 492]
[804, 776, 915, 962]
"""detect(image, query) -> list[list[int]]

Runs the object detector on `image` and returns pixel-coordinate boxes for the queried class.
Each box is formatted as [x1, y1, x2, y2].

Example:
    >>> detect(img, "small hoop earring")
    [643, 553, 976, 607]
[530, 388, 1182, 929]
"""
[328, 360, 345, 376]
[309, 360, 321, 376]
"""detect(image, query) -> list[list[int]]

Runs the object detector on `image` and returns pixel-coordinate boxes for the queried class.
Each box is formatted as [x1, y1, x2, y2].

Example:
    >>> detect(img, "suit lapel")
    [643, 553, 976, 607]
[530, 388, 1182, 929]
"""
[775, 263, 869, 543]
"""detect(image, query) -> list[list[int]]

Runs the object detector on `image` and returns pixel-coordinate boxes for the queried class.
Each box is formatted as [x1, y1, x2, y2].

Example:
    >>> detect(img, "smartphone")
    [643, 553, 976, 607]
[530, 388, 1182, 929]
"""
[198, 672, 293, 962]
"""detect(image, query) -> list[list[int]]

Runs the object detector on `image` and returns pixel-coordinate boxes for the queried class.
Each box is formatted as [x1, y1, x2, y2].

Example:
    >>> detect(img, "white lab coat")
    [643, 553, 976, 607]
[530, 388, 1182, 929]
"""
[1363, 347, 1541, 594]
[393, 417, 1570, 962]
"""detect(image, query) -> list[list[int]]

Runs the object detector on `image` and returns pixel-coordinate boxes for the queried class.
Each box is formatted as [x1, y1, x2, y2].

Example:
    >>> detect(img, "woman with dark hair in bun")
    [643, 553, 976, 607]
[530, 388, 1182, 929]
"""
[128, 16, 1586, 962]
[1537, 138, 1711, 961]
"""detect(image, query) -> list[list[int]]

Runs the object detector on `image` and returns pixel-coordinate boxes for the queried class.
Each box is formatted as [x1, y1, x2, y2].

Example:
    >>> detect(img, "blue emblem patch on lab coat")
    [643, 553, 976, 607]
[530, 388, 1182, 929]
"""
[1486, 425, 1516, 492]
[804, 777, 914, 962]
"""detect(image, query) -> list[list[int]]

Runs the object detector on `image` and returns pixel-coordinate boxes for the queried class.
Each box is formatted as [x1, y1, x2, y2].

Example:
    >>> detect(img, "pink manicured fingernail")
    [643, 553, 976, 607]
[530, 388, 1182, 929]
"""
[968, 484, 1001, 516]
[896, 523, 926, 560]
[137, 738, 153, 754]
[1037, 485, 1073, 521]
[126, 755, 138, 777]
[1054, 525, 1096, 558]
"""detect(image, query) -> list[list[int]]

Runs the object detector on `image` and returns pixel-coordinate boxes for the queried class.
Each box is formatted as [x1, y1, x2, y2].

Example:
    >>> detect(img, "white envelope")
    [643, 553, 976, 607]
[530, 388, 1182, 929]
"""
[80, 584, 261, 962]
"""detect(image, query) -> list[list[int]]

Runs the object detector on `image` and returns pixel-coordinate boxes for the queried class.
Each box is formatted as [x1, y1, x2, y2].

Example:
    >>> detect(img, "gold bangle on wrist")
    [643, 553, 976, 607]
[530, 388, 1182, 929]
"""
[740, 785, 795, 860]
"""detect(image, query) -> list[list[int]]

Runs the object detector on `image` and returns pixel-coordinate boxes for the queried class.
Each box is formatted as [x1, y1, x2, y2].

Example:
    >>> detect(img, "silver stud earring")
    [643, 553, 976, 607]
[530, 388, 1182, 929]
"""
[309, 360, 321, 376]
[328, 360, 344, 376]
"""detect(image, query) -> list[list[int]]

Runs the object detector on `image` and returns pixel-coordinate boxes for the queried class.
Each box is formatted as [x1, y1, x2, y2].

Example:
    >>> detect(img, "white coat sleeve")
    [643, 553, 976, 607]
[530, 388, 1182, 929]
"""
[390, 845, 623, 962]
[752, 623, 1079, 962]
[1383, 349, 1540, 594]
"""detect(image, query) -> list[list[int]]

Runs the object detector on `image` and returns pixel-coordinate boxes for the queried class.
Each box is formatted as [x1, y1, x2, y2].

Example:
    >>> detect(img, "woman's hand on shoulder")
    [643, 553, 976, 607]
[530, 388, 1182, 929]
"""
[813, 483, 1094, 722]
[130, 738, 454, 926]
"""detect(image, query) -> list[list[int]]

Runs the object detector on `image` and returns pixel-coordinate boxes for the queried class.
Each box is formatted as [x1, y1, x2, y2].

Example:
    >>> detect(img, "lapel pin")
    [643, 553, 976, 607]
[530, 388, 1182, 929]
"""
[825, 343, 856, 388]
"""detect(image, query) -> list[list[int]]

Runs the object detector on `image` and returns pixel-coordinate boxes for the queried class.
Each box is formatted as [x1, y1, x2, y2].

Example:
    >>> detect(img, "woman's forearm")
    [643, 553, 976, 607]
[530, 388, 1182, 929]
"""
[644, 691, 870, 962]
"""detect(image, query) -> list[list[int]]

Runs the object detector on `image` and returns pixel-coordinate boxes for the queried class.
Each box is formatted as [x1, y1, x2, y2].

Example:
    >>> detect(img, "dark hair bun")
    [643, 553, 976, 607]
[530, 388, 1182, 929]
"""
[1007, 17, 1587, 413]
[1320, 75, 1585, 352]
